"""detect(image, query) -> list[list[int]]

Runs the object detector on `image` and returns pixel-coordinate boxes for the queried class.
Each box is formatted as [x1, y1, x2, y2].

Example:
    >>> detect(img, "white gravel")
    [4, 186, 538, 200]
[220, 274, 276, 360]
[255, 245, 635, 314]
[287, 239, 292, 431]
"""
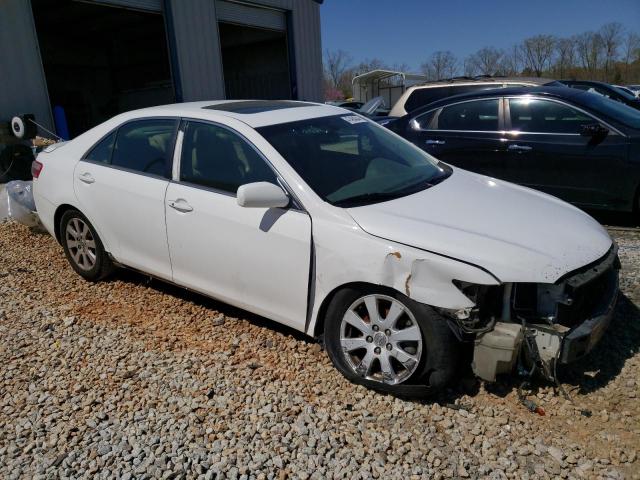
[0, 222, 638, 479]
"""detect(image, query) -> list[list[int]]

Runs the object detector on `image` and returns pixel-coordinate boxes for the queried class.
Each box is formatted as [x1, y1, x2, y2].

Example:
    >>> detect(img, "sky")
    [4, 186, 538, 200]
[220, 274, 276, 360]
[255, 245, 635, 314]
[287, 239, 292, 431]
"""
[320, 0, 640, 72]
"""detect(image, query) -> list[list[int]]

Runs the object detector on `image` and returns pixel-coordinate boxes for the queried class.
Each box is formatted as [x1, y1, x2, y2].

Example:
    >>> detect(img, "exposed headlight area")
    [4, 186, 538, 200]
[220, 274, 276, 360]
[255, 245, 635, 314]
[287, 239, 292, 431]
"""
[440, 247, 620, 383]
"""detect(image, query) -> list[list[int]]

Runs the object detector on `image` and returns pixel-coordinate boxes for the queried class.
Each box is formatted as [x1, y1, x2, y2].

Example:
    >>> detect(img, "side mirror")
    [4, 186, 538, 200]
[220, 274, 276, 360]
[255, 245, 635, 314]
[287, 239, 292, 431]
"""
[580, 123, 608, 138]
[237, 182, 290, 209]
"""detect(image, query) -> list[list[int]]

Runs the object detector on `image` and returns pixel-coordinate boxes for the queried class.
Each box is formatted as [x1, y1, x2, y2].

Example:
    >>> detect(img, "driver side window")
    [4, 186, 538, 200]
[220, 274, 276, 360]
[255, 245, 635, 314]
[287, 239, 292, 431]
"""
[180, 121, 277, 194]
[111, 119, 177, 177]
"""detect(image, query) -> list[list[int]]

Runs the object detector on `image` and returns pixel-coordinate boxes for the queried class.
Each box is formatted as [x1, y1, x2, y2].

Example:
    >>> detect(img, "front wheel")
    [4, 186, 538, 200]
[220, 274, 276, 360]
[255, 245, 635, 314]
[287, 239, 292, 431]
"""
[324, 287, 459, 397]
[60, 210, 114, 281]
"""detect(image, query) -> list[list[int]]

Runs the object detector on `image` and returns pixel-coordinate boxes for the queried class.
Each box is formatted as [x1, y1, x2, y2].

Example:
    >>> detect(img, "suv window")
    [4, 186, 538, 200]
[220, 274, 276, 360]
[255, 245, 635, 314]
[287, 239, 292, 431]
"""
[180, 121, 277, 194]
[508, 98, 593, 134]
[404, 84, 510, 113]
[85, 131, 116, 164]
[111, 119, 177, 176]
[435, 99, 499, 131]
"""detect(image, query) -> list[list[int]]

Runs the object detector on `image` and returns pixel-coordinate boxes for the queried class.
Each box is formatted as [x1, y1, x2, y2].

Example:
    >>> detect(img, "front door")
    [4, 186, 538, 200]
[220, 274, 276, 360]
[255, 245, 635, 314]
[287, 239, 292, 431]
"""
[504, 97, 631, 208]
[165, 120, 312, 329]
[73, 118, 178, 279]
[404, 98, 508, 178]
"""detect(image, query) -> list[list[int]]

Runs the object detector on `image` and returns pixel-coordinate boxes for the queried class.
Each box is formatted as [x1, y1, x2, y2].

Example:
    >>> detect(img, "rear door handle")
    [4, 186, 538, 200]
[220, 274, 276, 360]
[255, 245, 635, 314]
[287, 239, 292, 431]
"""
[425, 139, 446, 145]
[508, 144, 532, 152]
[78, 172, 95, 184]
[168, 199, 193, 213]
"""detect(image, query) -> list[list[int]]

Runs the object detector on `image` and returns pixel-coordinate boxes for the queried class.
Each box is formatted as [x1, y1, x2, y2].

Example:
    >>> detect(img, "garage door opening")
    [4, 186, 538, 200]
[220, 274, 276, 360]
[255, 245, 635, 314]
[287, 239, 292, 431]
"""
[31, 0, 174, 138]
[219, 22, 292, 100]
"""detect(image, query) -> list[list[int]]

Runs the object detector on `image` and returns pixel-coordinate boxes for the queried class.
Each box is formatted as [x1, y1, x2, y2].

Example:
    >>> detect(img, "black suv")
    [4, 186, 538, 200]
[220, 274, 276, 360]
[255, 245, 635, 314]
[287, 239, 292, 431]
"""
[387, 76, 560, 117]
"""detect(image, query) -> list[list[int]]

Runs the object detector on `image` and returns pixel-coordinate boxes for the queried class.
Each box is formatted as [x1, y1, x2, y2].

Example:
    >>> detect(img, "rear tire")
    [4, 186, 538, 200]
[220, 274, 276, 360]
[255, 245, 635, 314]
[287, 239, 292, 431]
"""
[60, 210, 114, 281]
[324, 286, 459, 397]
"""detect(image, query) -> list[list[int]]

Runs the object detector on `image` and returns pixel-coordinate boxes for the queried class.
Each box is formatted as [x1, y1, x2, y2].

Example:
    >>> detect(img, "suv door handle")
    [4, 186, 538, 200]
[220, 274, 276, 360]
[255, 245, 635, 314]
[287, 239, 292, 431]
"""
[77, 172, 95, 184]
[508, 144, 532, 152]
[425, 139, 445, 145]
[168, 199, 193, 213]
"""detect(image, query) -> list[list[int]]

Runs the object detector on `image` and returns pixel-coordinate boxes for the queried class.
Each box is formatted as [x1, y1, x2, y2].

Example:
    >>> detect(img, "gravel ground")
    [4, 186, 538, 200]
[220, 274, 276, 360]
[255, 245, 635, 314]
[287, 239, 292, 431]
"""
[0, 221, 638, 479]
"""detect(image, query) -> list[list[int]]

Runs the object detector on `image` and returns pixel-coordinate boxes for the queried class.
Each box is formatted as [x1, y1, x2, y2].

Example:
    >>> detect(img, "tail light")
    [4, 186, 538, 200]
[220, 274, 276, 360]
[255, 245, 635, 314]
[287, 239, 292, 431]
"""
[31, 160, 44, 178]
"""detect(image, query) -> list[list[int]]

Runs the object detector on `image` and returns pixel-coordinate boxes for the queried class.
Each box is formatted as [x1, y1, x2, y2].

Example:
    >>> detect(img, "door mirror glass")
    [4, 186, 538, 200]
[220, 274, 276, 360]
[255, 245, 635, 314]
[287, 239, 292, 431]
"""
[237, 182, 289, 208]
[580, 123, 609, 138]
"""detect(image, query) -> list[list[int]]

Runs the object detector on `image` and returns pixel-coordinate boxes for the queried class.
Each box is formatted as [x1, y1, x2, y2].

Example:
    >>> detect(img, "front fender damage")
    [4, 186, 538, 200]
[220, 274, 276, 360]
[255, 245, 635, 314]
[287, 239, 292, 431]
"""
[379, 248, 499, 310]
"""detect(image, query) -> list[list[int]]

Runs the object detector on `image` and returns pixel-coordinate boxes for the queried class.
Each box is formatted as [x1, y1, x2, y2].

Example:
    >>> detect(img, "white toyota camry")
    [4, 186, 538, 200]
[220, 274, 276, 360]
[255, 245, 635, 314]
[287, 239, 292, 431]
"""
[33, 100, 619, 396]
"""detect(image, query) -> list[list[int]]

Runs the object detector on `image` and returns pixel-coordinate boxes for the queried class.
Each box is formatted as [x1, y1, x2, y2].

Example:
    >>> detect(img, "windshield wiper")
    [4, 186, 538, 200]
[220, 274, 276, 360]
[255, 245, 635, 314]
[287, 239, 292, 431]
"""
[333, 191, 408, 207]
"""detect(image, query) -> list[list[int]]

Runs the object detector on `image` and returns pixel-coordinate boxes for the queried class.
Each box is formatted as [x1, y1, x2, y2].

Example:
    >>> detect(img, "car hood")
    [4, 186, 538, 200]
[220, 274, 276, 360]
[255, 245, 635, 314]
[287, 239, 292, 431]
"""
[347, 168, 612, 283]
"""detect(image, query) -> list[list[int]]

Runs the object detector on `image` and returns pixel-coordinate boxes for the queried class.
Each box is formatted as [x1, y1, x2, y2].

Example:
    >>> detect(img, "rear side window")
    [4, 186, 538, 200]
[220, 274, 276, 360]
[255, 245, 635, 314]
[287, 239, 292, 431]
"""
[180, 121, 277, 194]
[508, 98, 593, 134]
[84, 131, 116, 164]
[405, 88, 446, 113]
[435, 99, 499, 131]
[111, 119, 177, 177]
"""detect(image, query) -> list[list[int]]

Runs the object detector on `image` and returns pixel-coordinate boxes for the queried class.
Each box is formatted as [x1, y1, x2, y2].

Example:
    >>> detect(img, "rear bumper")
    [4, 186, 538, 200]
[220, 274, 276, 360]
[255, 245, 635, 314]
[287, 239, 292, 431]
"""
[559, 264, 619, 364]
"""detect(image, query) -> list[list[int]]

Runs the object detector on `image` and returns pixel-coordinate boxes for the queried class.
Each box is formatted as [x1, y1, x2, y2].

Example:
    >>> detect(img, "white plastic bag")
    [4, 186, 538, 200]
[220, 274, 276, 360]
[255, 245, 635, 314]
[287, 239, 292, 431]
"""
[1, 181, 42, 228]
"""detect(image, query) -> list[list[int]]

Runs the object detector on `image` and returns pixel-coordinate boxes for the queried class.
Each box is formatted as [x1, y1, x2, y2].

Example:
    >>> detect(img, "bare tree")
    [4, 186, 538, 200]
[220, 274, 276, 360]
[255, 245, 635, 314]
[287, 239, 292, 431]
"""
[463, 56, 478, 77]
[353, 57, 387, 76]
[500, 45, 523, 76]
[466, 47, 504, 76]
[521, 35, 556, 77]
[622, 32, 640, 80]
[600, 22, 624, 81]
[422, 51, 458, 80]
[554, 37, 576, 79]
[575, 31, 604, 78]
[324, 49, 353, 89]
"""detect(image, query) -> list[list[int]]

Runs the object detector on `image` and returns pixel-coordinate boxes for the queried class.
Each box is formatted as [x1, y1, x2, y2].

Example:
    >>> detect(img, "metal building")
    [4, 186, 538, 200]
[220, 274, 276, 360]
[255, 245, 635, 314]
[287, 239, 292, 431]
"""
[0, 0, 323, 138]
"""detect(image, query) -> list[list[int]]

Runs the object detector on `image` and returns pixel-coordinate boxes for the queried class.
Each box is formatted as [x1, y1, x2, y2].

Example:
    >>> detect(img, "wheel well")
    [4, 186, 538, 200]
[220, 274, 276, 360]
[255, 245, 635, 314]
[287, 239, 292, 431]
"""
[312, 282, 394, 337]
[53, 204, 78, 244]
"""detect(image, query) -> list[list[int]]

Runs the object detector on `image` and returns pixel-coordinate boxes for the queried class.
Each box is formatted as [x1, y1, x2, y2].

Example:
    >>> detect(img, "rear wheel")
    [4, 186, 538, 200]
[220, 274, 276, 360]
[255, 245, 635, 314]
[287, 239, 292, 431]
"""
[324, 286, 459, 397]
[60, 210, 114, 281]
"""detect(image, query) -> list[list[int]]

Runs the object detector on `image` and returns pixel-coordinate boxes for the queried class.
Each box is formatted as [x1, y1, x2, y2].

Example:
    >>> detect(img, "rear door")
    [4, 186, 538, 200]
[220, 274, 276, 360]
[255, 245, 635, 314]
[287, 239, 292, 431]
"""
[164, 120, 312, 329]
[73, 118, 178, 279]
[403, 97, 508, 178]
[503, 97, 630, 208]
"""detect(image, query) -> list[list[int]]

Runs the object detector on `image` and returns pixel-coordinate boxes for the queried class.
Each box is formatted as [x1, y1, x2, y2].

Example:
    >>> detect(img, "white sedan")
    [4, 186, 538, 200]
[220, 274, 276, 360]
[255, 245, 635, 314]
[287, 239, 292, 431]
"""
[33, 100, 619, 396]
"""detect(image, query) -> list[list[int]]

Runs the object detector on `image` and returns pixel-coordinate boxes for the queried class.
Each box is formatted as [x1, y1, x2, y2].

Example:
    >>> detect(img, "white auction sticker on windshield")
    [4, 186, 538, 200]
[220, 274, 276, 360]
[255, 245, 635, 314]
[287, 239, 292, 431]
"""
[341, 115, 367, 124]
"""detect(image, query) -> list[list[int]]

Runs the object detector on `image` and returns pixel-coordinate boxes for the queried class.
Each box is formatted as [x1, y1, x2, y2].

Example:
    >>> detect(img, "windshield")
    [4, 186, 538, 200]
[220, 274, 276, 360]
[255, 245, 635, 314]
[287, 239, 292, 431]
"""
[257, 114, 450, 207]
[576, 91, 640, 129]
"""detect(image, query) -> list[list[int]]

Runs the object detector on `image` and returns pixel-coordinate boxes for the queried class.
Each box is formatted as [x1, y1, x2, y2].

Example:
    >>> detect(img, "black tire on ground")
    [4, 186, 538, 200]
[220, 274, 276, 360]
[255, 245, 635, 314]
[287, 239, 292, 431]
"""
[324, 286, 459, 398]
[60, 209, 114, 281]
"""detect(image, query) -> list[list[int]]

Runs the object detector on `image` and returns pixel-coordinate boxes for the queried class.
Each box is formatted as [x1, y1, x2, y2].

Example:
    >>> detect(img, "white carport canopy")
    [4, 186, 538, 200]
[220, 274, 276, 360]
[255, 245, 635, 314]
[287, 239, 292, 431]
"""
[351, 69, 428, 104]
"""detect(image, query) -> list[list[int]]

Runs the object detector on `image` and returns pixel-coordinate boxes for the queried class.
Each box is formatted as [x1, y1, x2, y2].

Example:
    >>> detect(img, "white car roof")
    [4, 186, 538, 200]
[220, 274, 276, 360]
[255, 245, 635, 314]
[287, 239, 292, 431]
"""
[119, 100, 347, 128]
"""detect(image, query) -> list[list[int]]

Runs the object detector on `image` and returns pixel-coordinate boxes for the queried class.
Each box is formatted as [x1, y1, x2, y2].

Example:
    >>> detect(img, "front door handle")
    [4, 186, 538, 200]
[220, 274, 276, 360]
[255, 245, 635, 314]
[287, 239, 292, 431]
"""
[78, 172, 95, 184]
[425, 139, 446, 145]
[168, 199, 193, 213]
[508, 144, 532, 152]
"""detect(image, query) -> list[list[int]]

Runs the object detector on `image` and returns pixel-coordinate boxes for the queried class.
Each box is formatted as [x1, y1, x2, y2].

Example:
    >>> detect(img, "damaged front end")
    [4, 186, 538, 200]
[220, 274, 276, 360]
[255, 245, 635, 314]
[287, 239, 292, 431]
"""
[443, 245, 620, 382]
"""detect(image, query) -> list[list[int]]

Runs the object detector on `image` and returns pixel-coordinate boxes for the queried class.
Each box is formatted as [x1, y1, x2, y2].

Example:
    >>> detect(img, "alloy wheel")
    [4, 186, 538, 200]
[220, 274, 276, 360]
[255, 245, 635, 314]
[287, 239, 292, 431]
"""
[65, 218, 97, 271]
[339, 294, 423, 385]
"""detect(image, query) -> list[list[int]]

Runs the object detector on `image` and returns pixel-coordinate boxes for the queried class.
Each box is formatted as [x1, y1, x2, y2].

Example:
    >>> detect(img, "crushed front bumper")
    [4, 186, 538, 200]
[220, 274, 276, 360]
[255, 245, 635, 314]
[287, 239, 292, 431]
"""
[559, 266, 619, 363]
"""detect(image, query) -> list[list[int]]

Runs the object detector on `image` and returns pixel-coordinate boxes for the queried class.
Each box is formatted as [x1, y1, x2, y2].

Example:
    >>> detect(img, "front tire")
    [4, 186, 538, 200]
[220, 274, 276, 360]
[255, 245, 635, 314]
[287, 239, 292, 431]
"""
[60, 210, 114, 281]
[324, 286, 459, 397]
